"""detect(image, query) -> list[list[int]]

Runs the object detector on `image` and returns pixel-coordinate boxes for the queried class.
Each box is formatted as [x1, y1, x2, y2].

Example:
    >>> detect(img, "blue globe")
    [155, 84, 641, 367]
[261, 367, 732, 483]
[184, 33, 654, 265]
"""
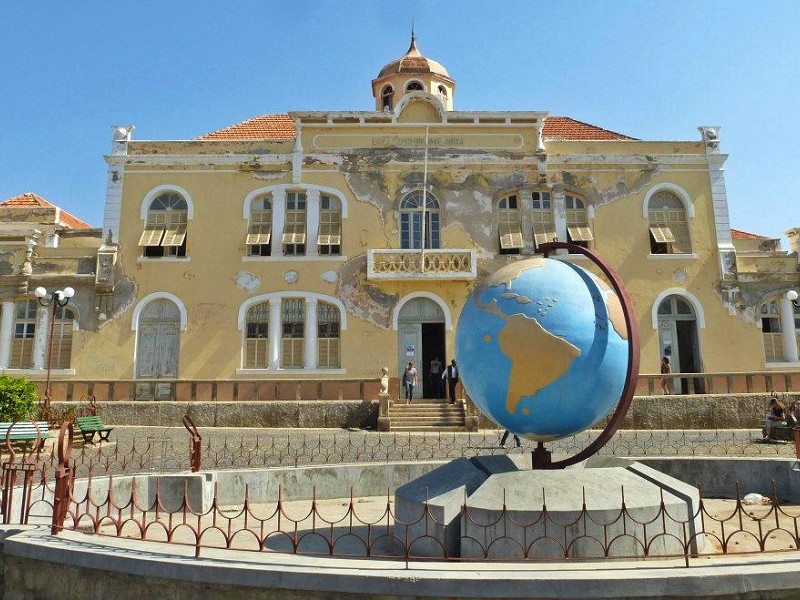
[455, 257, 630, 441]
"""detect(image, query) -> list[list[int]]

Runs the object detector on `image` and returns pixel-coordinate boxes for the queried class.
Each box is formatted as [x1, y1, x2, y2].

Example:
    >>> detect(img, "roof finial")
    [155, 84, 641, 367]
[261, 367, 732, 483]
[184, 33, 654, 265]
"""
[407, 19, 419, 55]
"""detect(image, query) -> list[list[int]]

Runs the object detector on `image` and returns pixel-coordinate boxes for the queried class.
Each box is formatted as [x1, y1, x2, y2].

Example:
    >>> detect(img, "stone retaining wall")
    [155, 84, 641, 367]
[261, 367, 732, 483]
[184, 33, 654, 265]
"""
[65, 400, 379, 429]
[54, 391, 799, 429]
[475, 392, 800, 431]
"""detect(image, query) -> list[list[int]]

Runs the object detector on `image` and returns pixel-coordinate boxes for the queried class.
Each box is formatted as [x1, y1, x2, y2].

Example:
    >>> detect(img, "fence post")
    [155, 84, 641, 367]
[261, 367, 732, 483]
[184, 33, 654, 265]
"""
[51, 421, 74, 535]
[182, 415, 202, 472]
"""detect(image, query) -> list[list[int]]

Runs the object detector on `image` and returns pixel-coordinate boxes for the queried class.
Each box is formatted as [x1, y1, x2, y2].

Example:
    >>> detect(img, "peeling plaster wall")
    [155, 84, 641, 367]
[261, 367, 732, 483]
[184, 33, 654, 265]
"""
[69, 122, 772, 380]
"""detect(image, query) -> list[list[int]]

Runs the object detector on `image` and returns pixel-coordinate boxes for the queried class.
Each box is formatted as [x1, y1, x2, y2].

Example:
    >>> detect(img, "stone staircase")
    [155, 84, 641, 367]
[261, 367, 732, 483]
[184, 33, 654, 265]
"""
[387, 400, 467, 431]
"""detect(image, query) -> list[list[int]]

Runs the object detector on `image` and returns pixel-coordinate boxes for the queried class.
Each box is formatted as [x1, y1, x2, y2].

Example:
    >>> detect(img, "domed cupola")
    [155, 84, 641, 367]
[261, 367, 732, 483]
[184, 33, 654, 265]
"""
[372, 31, 455, 112]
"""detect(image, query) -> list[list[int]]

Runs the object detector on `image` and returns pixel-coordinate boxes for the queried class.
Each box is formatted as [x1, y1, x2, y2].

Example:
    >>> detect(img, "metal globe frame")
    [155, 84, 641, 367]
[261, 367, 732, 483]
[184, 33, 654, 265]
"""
[527, 241, 640, 469]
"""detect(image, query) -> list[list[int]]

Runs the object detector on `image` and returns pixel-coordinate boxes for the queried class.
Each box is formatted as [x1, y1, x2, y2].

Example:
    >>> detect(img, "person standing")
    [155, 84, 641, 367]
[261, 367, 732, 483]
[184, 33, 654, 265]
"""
[429, 356, 442, 398]
[442, 359, 459, 404]
[660, 356, 672, 395]
[402, 361, 419, 404]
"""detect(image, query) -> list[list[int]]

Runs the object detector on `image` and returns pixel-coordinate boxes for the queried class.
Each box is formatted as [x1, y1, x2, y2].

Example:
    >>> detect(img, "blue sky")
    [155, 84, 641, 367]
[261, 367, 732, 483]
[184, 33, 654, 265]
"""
[1, 1, 798, 242]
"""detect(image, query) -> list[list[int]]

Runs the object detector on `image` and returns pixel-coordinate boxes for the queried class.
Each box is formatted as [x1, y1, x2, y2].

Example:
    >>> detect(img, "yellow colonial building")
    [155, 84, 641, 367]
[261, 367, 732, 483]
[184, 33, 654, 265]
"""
[41, 35, 797, 397]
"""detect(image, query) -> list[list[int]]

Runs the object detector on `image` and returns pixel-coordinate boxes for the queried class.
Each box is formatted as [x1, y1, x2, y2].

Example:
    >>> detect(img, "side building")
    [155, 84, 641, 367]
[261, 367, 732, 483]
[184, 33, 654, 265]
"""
[35, 37, 800, 397]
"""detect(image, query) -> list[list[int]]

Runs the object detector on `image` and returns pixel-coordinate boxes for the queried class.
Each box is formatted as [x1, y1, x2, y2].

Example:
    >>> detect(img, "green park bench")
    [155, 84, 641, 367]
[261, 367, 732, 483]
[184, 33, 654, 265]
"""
[76, 416, 114, 444]
[0, 421, 51, 450]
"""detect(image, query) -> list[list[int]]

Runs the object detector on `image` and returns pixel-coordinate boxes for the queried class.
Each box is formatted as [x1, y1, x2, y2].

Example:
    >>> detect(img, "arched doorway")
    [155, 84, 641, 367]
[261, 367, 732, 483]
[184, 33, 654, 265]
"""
[656, 295, 703, 393]
[397, 297, 446, 399]
[136, 298, 181, 379]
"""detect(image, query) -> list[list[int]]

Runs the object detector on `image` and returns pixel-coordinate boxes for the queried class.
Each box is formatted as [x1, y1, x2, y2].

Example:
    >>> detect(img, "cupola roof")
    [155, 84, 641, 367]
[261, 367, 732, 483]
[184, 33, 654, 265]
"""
[375, 33, 452, 81]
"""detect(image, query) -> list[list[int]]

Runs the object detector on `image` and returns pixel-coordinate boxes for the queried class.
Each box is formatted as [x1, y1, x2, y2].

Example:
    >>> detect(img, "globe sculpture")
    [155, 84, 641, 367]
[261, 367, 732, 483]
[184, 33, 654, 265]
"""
[456, 243, 637, 464]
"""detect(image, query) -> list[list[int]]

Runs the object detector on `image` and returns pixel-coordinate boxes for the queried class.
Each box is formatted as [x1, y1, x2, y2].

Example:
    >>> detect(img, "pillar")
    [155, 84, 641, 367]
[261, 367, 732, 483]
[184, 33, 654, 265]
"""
[0, 301, 16, 368]
[304, 297, 318, 369]
[271, 189, 286, 258]
[779, 293, 799, 363]
[305, 189, 320, 258]
[551, 189, 568, 246]
[33, 304, 50, 370]
[268, 297, 282, 369]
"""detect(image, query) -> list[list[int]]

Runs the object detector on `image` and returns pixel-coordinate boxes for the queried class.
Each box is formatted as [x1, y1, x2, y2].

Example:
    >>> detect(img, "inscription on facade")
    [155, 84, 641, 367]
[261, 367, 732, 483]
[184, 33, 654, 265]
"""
[312, 133, 524, 151]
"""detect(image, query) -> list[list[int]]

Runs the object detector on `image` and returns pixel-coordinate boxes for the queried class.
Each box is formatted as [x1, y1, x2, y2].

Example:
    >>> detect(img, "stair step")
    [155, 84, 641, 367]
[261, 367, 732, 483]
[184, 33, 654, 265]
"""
[391, 426, 467, 432]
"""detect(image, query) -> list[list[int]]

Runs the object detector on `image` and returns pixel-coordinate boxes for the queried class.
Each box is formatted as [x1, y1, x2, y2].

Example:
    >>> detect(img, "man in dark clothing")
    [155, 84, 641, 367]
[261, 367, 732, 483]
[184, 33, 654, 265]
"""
[442, 359, 459, 404]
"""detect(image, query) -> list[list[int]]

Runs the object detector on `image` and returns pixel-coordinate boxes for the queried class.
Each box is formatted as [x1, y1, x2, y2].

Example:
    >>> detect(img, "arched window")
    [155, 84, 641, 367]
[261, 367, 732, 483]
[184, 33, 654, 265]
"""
[282, 191, 307, 256]
[405, 80, 424, 92]
[648, 190, 691, 254]
[531, 191, 555, 252]
[10, 300, 37, 368]
[244, 302, 270, 368]
[281, 298, 305, 368]
[498, 194, 522, 254]
[246, 196, 272, 257]
[437, 85, 447, 98]
[565, 194, 593, 250]
[381, 85, 394, 111]
[139, 191, 188, 258]
[318, 195, 341, 255]
[239, 293, 345, 371]
[400, 191, 440, 249]
[51, 305, 75, 369]
[317, 301, 341, 368]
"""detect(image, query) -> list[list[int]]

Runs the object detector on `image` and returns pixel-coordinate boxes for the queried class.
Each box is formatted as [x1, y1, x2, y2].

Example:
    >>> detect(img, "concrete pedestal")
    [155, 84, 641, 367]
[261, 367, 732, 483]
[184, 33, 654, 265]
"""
[395, 455, 702, 559]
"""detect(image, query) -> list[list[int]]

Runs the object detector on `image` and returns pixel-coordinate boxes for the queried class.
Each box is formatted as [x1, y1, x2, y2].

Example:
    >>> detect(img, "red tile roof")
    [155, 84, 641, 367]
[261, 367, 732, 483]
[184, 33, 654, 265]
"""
[199, 114, 296, 141]
[543, 116, 634, 141]
[197, 113, 633, 141]
[0, 192, 92, 229]
[731, 228, 769, 240]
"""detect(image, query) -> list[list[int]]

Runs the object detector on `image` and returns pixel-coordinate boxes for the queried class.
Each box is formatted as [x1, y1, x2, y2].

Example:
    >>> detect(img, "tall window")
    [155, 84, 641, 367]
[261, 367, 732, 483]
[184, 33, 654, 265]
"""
[138, 192, 188, 258]
[51, 305, 74, 369]
[11, 300, 37, 368]
[565, 194, 593, 250]
[531, 191, 555, 252]
[281, 298, 304, 368]
[400, 191, 440, 249]
[317, 301, 341, 368]
[648, 191, 691, 254]
[318, 195, 342, 255]
[406, 80, 424, 92]
[246, 197, 273, 257]
[381, 85, 394, 111]
[498, 195, 523, 254]
[282, 192, 307, 256]
[244, 302, 269, 368]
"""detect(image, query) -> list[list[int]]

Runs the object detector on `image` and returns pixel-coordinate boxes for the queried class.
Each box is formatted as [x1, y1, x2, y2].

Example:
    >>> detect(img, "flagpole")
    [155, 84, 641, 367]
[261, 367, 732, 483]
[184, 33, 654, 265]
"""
[421, 125, 429, 272]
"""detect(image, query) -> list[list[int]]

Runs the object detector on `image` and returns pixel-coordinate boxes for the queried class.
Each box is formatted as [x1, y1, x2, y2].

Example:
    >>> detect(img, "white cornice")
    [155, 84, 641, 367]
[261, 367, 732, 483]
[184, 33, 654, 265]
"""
[105, 153, 293, 167]
[106, 151, 714, 169]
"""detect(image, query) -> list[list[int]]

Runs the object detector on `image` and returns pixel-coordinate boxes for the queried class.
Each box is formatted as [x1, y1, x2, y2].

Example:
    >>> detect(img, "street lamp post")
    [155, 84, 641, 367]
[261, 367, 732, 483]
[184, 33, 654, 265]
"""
[34, 286, 75, 407]
[788, 289, 799, 307]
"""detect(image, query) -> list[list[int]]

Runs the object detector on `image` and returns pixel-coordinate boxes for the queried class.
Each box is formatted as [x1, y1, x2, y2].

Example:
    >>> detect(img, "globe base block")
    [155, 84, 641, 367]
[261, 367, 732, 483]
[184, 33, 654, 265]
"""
[395, 455, 703, 559]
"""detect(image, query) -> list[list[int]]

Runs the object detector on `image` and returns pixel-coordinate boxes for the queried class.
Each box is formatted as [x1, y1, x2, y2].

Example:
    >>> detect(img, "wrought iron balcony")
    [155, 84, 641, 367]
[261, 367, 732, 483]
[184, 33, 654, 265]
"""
[367, 249, 476, 280]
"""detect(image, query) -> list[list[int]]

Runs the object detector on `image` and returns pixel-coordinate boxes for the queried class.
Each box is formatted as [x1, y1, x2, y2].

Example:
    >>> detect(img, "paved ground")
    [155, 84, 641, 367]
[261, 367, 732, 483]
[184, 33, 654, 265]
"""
[47, 426, 797, 477]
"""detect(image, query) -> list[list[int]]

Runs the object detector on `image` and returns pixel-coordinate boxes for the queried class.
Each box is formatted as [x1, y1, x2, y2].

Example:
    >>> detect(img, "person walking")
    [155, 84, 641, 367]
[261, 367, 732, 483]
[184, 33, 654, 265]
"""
[402, 361, 419, 404]
[442, 359, 459, 404]
[429, 356, 442, 398]
[500, 429, 521, 448]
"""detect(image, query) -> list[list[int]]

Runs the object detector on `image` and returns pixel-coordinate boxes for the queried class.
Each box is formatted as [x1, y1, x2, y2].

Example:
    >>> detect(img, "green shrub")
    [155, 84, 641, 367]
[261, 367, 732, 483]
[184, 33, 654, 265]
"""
[0, 376, 38, 422]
